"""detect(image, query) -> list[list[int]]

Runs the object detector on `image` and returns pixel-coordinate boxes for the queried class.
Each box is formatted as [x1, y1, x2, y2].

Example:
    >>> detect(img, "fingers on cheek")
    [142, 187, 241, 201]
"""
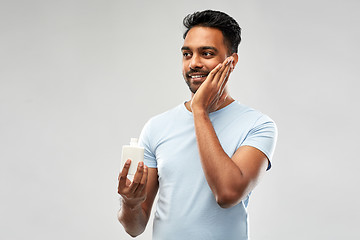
[208, 71, 216, 79]
[211, 63, 222, 75]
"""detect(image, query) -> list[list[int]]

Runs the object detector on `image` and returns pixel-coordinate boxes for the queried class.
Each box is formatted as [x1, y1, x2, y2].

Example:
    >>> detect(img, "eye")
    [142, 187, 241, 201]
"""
[202, 51, 214, 57]
[182, 52, 192, 58]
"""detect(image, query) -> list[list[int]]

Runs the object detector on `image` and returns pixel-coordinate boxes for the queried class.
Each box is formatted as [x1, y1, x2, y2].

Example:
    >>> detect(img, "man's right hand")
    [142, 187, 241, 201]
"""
[118, 159, 148, 209]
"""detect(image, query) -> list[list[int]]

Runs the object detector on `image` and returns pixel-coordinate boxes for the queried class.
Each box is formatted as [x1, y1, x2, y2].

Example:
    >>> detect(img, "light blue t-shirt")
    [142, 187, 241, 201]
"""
[139, 101, 277, 240]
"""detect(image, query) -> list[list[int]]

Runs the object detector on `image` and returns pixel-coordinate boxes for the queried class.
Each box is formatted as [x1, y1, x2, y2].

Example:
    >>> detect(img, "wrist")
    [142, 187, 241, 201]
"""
[191, 105, 208, 115]
[192, 109, 208, 118]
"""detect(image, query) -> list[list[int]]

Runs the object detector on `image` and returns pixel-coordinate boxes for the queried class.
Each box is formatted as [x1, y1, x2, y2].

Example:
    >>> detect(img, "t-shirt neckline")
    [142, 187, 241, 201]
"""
[181, 100, 237, 117]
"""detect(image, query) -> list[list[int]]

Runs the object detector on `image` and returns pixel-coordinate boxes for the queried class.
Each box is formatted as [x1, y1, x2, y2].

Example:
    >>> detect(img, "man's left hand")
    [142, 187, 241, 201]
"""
[190, 56, 234, 113]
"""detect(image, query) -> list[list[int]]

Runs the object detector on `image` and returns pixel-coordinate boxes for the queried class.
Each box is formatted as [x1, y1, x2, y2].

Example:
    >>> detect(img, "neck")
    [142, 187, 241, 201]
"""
[185, 94, 235, 113]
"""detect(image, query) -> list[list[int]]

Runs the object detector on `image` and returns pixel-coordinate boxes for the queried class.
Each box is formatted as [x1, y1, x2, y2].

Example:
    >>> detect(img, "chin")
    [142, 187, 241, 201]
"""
[189, 84, 199, 94]
[186, 81, 199, 94]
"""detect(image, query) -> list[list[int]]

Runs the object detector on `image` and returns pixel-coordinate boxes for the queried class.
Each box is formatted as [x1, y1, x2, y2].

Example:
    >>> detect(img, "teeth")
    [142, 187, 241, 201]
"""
[191, 75, 206, 78]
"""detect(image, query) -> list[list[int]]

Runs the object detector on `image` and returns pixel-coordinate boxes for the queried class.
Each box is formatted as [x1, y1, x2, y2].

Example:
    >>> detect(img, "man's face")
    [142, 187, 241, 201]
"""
[182, 26, 229, 94]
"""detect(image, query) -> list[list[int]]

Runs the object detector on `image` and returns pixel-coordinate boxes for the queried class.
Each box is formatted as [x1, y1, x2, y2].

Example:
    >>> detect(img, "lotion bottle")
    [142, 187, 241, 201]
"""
[121, 138, 144, 179]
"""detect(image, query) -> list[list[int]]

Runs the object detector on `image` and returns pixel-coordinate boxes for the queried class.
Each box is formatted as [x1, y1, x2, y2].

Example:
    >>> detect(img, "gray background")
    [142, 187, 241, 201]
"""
[1, 0, 359, 239]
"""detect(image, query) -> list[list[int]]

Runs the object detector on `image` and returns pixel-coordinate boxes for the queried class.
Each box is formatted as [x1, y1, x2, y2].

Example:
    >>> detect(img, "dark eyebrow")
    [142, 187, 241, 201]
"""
[181, 46, 190, 51]
[181, 46, 218, 53]
[200, 46, 218, 53]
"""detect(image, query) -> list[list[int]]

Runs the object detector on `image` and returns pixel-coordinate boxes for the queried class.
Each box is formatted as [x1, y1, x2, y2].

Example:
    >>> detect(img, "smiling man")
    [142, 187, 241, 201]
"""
[117, 10, 277, 240]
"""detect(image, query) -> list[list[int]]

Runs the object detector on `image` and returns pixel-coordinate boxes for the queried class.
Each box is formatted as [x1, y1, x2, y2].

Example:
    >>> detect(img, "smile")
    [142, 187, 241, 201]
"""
[191, 75, 207, 78]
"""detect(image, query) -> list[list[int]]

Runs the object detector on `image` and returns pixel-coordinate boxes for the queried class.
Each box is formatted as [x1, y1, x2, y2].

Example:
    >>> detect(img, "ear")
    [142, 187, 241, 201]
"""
[230, 53, 239, 68]
[229, 53, 238, 73]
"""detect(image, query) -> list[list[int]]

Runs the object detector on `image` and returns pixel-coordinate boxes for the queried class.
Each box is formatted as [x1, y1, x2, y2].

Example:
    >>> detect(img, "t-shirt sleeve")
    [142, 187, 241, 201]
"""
[138, 119, 157, 168]
[240, 115, 278, 170]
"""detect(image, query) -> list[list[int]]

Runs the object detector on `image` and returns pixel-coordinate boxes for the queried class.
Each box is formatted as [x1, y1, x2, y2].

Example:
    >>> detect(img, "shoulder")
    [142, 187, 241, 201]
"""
[231, 102, 278, 164]
[141, 103, 187, 136]
[222, 101, 275, 125]
[146, 103, 184, 126]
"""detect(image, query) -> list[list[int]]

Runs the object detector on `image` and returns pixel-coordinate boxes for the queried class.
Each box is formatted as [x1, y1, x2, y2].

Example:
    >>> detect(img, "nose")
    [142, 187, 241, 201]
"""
[189, 54, 203, 69]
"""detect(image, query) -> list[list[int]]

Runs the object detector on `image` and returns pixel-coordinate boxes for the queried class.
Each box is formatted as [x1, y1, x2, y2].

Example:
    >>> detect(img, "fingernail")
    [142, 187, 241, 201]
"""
[126, 159, 131, 165]
[226, 58, 232, 65]
[139, 162, 144, 167]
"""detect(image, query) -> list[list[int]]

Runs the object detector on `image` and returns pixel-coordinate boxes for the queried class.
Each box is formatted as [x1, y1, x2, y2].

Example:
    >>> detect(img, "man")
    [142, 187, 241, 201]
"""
[117, 10, 277, 240]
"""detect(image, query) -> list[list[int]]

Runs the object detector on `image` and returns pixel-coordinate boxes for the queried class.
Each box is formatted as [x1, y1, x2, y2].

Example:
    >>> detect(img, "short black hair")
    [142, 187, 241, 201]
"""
[183, 10, 241, 54]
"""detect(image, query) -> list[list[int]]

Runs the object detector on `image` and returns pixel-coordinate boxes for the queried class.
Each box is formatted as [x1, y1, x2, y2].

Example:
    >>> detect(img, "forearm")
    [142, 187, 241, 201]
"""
[118, 199, 148, 237]
[193, 109, 246, 207]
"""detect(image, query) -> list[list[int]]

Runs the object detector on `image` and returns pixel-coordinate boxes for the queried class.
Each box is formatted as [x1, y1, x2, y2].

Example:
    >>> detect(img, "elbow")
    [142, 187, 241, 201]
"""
[216, 200, 233, 209]
[215, 190, 246, 209]
[216, 194, 236, 208]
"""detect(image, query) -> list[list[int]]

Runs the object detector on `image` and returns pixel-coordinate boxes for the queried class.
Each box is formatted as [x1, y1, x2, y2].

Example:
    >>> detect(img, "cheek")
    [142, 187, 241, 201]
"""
[181, 68, 186, 78]
[207, 62, 220, 71]
[202, 57, 221, 70]
[182, 62, 189, 74]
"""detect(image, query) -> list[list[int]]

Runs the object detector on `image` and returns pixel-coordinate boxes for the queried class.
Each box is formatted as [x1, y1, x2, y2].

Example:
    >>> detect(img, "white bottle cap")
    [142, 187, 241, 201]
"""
[130, 138, 138, 146]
